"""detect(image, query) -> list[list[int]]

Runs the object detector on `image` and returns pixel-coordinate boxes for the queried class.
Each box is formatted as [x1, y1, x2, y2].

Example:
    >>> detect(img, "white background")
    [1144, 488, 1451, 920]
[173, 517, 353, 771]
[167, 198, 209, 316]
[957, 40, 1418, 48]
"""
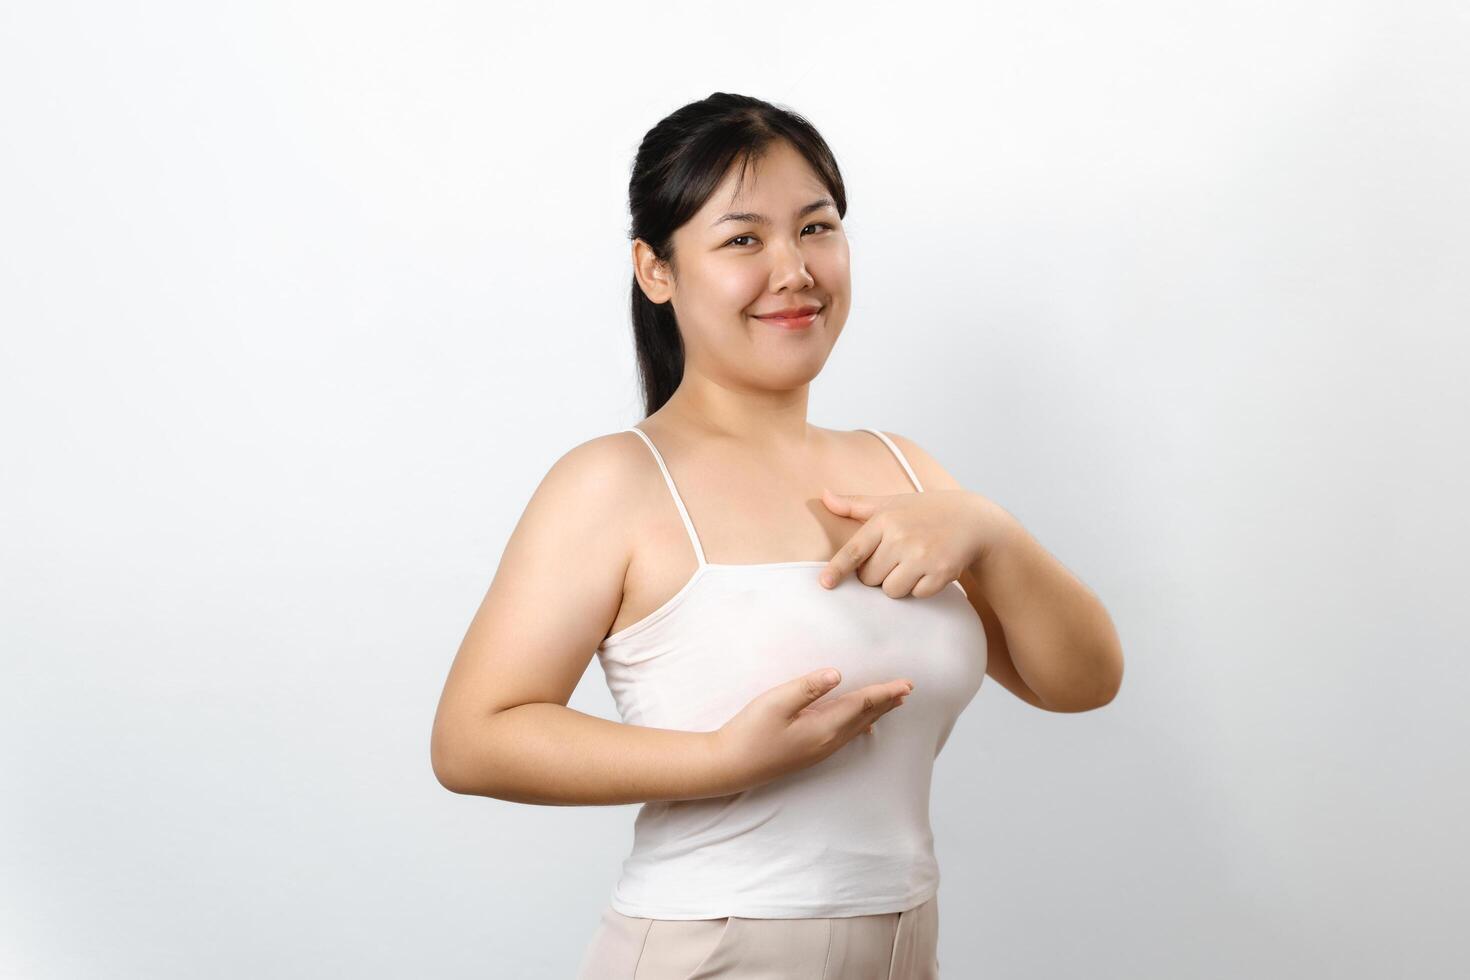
[3, 1, 1467, 977]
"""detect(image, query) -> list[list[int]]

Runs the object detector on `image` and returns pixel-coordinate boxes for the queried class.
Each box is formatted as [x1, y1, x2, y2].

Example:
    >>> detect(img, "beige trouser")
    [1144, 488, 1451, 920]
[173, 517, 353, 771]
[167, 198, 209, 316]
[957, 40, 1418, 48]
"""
[573, 892, 940, 979]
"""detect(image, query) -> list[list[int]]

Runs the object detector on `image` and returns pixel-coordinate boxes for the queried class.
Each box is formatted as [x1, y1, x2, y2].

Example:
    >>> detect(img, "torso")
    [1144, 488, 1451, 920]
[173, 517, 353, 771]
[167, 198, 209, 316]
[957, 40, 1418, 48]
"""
[605, 423, 921, 641]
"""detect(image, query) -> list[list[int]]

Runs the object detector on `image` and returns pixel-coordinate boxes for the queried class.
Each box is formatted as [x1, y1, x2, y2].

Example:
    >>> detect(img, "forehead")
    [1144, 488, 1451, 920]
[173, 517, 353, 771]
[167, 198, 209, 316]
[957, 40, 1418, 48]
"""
[696, 143, 828, 220]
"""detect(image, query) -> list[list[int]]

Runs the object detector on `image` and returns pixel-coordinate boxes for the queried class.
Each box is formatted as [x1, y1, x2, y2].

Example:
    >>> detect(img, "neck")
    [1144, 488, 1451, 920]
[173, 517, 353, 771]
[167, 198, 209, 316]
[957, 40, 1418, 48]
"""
[655, 374, 814, 448]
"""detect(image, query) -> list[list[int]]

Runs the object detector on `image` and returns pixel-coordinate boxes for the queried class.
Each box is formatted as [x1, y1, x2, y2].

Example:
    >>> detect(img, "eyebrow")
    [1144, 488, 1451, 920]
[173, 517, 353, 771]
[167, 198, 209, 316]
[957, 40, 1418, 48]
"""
[711, 198, 836, 227]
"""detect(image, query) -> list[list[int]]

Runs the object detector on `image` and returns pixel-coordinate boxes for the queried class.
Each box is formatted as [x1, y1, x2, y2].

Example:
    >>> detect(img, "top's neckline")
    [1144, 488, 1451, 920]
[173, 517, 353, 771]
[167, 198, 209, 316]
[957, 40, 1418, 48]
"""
[704, 560, 829, 568]
[600, 561, 834, 648]
[599, 558, 968, 650]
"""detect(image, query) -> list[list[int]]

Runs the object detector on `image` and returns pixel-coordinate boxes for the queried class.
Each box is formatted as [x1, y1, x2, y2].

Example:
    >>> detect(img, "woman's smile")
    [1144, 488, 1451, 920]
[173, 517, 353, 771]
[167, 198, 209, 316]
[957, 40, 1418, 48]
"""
[752, 309, 821, 330]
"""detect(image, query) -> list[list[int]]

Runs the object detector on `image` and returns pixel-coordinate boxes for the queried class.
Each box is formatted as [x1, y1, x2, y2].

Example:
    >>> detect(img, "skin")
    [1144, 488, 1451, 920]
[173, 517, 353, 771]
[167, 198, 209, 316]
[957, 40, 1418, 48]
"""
[429, 140, 1118, 805]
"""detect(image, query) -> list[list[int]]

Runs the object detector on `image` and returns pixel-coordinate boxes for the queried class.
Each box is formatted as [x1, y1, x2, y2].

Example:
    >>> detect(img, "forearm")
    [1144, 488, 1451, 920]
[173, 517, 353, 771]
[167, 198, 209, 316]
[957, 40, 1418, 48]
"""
[435, 702, 731, 806]
[969, 509, 1124, 712]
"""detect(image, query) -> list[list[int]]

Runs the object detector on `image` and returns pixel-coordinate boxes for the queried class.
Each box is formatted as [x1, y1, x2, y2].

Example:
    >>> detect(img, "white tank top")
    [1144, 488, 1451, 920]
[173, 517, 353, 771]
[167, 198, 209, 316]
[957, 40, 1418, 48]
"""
[595, 426, 988, 919]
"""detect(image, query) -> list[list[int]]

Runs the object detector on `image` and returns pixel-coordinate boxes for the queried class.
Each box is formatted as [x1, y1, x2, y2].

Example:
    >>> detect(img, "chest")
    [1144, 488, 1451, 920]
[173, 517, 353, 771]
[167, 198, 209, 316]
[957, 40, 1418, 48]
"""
[614, 456, 915, 640]
[599, 565, 988, 735]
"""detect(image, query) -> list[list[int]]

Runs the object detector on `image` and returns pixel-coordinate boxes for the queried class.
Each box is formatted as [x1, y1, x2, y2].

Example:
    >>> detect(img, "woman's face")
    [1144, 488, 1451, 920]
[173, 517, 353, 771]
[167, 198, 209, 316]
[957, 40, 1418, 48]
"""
[636, 140, 852, 391]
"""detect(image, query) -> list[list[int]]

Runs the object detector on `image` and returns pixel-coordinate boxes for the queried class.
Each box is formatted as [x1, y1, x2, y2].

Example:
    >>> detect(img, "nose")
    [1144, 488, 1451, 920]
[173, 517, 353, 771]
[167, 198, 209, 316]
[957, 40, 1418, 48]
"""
[768, 243, 815, 293]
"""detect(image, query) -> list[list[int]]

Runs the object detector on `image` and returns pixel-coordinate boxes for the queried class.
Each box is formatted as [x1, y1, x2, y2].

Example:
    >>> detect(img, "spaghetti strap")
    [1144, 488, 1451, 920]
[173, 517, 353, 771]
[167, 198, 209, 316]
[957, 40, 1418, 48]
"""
[860, 428, 925, 493]
[622, 426, 708, 567]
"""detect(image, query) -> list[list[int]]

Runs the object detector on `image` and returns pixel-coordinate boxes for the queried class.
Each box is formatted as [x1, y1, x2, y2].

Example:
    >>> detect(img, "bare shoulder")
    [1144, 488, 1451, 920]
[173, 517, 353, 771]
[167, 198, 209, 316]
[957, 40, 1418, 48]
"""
[528, 428, 656, 521]
[862, 429, 968, 493]
[429, 427, 656, 790]
[490, 426, 659, 628]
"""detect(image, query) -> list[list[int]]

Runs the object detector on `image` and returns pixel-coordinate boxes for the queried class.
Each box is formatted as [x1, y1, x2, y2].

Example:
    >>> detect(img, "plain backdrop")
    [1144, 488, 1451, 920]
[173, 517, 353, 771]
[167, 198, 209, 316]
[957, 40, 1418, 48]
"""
[3, 1, 1467, 977]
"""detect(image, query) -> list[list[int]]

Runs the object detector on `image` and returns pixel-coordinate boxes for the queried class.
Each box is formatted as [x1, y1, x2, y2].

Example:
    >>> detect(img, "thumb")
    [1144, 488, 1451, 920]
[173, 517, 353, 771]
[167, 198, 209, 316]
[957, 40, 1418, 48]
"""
[786, 667, 842, 712]
[820, 488, 880, 520]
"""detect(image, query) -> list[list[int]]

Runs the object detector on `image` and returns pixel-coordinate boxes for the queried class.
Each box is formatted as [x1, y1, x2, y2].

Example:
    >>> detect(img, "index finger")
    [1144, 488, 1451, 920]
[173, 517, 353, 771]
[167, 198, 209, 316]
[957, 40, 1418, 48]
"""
[819, 526, 881, 589]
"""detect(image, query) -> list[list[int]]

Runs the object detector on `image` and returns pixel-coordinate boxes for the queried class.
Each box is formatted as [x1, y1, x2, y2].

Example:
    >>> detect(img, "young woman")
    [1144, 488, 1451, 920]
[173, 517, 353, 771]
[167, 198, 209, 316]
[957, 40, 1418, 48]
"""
[431, 92, 1124, 979]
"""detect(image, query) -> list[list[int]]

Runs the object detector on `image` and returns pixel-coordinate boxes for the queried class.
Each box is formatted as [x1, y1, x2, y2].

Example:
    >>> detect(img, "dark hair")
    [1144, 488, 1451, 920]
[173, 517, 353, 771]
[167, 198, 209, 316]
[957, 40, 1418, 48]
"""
[626, 93, 848, 416]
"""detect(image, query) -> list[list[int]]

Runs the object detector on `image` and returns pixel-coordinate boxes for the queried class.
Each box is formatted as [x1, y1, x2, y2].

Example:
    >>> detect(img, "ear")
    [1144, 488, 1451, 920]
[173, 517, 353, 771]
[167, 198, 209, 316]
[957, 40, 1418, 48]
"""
[632, 239, 674, 304]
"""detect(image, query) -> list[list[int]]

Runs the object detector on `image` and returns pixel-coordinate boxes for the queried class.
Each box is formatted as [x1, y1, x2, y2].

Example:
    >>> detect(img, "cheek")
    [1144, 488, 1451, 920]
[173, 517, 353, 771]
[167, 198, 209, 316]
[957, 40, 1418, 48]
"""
[689, 262, 766, 311]
[807, 240, 849, 284]
[728, 267, 775, 306]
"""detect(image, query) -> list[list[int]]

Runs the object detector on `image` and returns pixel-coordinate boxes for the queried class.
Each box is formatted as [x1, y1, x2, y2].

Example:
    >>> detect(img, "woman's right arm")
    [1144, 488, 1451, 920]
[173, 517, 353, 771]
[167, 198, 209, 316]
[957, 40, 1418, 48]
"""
[429, 431, 915, 806]
[429, 432, 730, 806]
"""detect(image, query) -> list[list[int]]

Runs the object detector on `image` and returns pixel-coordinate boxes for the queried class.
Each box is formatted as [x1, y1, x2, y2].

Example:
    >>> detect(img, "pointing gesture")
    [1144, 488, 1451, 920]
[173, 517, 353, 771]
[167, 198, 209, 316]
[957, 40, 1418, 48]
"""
[817, 487, 1008, 599]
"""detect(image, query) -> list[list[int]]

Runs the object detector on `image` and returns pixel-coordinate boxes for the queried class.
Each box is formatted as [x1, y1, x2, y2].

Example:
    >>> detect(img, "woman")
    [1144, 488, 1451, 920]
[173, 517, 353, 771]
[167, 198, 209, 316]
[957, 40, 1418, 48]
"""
[430, 92, 1124, 978]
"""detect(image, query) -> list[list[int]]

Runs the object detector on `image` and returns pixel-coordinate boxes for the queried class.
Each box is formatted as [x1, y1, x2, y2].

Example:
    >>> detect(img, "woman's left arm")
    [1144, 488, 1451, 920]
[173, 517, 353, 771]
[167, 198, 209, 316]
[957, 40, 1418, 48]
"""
[885, 432, 1125, 714]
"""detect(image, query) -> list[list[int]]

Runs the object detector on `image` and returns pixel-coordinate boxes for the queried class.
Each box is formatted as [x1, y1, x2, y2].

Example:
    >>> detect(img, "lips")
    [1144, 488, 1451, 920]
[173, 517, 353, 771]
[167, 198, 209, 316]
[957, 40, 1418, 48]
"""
[754, 305, 822, 320]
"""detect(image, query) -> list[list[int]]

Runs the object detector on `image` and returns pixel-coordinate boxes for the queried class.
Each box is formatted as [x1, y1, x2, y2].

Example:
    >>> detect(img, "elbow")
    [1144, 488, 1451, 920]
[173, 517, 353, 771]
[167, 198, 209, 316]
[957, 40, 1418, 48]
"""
[430, 729, 476, 795]
[1042, 689, 1117, 713]
[432, 705, 519, 797]
[1042, 650, 1124, 714]
[431, 751, 463, 795]
[433, 765, 468, 796]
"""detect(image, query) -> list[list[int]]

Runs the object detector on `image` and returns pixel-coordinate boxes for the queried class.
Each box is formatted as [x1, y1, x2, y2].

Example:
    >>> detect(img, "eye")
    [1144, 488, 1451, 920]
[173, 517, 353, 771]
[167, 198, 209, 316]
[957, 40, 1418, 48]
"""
[724, 223, 834, 248]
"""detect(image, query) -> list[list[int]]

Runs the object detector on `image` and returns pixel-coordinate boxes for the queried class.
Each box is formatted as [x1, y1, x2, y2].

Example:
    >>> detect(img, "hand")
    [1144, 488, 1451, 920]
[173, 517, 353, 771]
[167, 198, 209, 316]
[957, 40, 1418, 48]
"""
[711, 668, 914, 792]
[817, 487, 1010, 598]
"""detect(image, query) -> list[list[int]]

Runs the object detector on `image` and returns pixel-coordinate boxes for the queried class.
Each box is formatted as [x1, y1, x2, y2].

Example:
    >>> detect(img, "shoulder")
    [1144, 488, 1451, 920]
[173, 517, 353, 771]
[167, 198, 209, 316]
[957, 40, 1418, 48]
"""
[535, 428, 656, 497]
[514, 428, 664, 556]
[861, 429, 967, 493]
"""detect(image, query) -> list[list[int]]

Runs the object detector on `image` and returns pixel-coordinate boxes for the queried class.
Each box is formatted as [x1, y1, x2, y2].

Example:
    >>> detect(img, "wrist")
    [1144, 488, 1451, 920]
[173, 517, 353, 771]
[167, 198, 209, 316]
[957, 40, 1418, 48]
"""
[968, 494, 1020, 576]
[700, 729, 744, 798]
